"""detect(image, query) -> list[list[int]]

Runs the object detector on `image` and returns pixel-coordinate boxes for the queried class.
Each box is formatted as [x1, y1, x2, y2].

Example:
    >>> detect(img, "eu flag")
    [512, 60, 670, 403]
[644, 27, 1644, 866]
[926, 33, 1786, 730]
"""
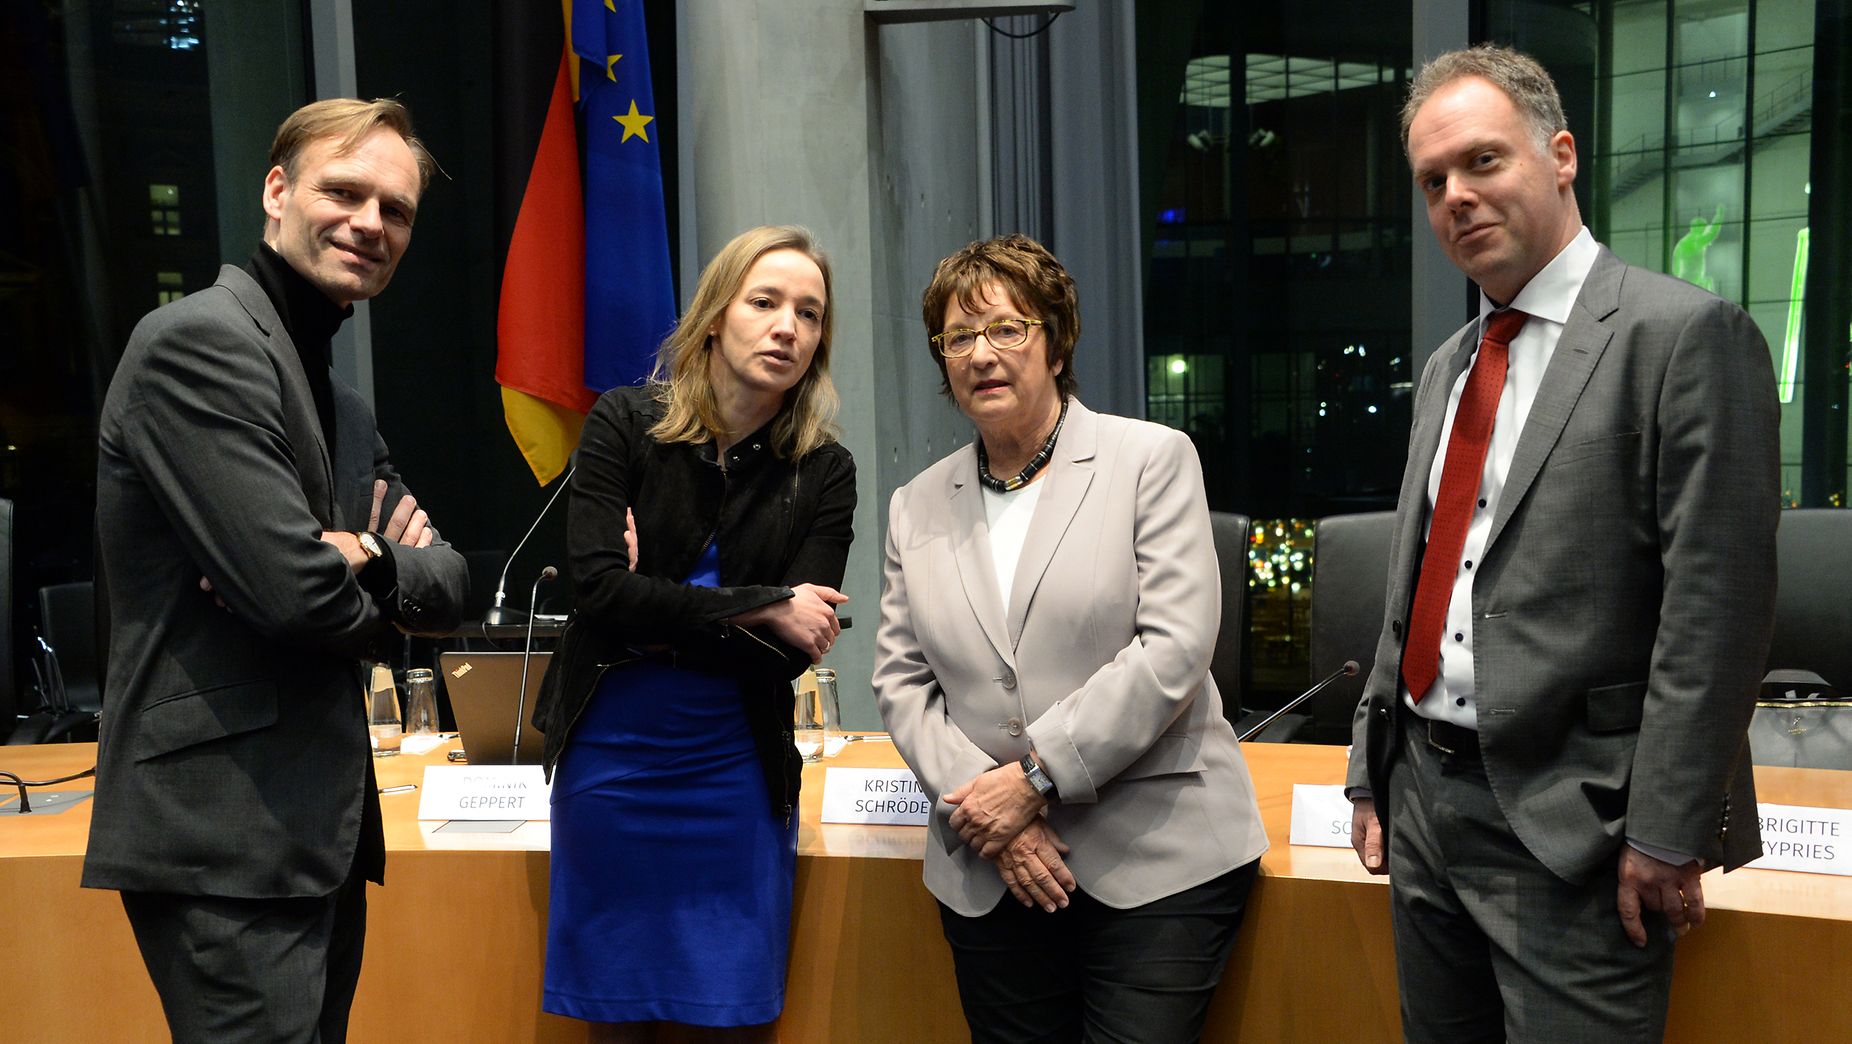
[572, 0, 677, 392]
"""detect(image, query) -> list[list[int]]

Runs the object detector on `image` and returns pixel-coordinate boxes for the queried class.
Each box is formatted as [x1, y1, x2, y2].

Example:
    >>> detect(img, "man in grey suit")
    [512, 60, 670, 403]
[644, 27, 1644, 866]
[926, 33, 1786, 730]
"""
[83, 98, 468, 1042]
[1347, 45, 1778, 1041]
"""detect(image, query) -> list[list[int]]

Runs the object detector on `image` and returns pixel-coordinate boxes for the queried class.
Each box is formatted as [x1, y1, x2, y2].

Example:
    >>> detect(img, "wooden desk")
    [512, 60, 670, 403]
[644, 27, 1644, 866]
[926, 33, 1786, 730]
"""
[2, 740, 1847, 1042]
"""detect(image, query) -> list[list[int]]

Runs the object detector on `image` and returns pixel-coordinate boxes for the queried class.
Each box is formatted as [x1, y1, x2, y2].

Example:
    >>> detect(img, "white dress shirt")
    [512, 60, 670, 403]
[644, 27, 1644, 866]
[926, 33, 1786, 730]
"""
[1403, 226, 1599, 728]
[982, 479, 1043, 610]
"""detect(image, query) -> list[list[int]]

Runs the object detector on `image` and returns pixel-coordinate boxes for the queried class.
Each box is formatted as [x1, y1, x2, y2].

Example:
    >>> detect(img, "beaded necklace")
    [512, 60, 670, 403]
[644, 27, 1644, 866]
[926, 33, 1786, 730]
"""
[976, 398, 1070, 493]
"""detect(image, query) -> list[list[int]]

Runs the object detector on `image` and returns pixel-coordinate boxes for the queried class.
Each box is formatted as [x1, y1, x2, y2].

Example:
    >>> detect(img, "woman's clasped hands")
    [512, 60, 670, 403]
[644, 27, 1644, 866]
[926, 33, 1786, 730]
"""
[947, 763, 1076, 912]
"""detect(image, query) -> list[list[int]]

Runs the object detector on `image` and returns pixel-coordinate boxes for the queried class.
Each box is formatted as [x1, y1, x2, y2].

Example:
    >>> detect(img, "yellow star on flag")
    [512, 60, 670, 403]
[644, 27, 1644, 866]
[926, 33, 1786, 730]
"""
[613, 100, 653, 143]
[604, 0, 615, 10]
[605, 54, 622, 80]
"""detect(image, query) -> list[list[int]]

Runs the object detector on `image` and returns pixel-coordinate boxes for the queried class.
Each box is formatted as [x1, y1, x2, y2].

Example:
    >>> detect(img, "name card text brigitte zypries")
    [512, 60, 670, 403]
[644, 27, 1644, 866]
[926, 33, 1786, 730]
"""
[1747, 803, 1852, 876]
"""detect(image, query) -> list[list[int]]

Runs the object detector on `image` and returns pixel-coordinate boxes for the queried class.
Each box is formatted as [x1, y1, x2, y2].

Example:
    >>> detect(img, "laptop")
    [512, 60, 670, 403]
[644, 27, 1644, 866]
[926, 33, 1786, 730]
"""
[438, 650, 550, 766]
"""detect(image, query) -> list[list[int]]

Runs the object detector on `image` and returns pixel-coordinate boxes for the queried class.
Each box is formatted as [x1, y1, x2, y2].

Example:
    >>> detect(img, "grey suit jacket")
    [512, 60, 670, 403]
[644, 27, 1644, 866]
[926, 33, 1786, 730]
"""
[1348, 247, 1780, 883]
[875, 399, 1269, 916]
[83, 264, 469, 899]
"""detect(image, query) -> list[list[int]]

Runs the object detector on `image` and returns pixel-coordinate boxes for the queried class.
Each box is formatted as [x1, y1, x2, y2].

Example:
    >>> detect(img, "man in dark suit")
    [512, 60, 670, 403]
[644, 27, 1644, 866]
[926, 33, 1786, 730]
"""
[83, 98, 468, 1042]
[1347, 45, 1779, 1041]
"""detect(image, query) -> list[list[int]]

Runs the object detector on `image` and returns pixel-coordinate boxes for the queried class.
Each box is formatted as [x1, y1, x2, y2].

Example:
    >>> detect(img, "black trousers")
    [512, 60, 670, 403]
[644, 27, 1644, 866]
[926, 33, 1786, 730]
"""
[120, 863, 368, 1044]
[938, 859, 1259, 1044]
[1387, 707, 1675, 1043]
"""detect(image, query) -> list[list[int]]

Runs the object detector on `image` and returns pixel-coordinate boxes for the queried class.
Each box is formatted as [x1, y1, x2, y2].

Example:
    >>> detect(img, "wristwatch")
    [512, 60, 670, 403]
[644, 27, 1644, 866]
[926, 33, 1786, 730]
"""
[356, 531, 386, 564]
[1019, 752, 1057, 802]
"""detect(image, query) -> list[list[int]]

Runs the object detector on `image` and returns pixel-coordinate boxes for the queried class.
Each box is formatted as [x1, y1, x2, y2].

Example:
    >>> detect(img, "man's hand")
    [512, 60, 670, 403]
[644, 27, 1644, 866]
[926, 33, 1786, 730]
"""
[728, 583, 847, 662]
[947, 762, 1048, 859]
[994, 819, 1077, 912]
[197, 576, 228, 610]
[368, 478, 433, 548]
[1351, 797, 1388, 874]
[1617, 846, 1704, 947]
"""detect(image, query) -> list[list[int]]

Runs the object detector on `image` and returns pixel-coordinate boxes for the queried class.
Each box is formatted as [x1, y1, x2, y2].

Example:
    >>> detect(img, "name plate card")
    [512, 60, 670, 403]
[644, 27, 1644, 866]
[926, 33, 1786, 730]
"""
[1288, 784, 1357, 848]
[417, 765, 551, 821]
[1746, 803, 1852, 876]
[820, 767, 931, 826]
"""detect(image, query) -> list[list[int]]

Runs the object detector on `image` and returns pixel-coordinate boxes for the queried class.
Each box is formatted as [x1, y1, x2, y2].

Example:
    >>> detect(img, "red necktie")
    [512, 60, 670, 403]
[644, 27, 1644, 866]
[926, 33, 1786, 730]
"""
[1402, 309, 1528, 703]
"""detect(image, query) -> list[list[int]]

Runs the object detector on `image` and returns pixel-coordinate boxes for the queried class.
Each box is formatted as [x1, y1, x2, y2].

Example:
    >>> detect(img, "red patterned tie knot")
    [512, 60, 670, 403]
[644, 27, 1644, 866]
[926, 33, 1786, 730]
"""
[1481, 308, 1528, 353]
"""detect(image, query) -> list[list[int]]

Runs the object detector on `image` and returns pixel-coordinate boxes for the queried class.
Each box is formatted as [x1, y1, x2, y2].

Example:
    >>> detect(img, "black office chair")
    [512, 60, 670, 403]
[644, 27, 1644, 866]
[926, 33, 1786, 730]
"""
[1209, 511, 1303, 742]
[1750, 509, 1852, 769]
[1207, 511, 1250, 716]
[7, 581, 101, 744]
[1767, 508, 1852, 690]
[40, 582, 101, 716]
[0, 497, 13, 741]
[1306, 511, 1396, 745]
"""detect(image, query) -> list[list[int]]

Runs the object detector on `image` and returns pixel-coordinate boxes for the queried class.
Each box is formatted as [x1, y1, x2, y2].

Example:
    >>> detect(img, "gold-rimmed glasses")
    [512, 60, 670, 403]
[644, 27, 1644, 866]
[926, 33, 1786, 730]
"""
[930, 318, 1045, 358]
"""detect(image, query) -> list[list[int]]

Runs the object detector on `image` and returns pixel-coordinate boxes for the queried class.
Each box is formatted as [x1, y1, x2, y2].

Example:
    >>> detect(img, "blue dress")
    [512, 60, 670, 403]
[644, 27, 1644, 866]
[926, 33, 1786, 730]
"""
[543, 543, 798, 1026]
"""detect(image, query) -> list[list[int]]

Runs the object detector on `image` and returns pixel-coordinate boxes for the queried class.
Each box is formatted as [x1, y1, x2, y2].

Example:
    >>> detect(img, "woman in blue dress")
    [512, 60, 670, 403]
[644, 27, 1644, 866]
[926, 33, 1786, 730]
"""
[533, 226, 856, 1042]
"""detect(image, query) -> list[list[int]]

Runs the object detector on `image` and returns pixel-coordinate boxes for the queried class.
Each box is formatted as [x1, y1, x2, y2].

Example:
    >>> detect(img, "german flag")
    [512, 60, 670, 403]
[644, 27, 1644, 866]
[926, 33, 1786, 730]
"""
[493, 1, 674, 485]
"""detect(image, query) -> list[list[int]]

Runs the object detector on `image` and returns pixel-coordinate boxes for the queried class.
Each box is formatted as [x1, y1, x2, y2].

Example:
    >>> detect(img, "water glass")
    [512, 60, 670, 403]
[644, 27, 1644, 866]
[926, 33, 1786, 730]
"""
[366, 663, 402, 756]
[815, 667, 843, 757]
[403, 668, 439, 736]
[794, 670, 824, 763]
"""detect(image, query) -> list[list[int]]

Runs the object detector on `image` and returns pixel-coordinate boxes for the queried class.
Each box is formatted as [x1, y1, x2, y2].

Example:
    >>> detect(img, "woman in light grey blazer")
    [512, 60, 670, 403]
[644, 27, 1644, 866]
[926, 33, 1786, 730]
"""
[874, 234, 1269, 1043]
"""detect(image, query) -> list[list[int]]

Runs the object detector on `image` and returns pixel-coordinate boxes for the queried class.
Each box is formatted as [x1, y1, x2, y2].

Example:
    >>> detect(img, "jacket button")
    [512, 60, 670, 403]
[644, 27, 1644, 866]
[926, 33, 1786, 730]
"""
[1001, 667, 1017, 690]
[1392, 620, 1402, 637]
[1006, 717, 1024, 737]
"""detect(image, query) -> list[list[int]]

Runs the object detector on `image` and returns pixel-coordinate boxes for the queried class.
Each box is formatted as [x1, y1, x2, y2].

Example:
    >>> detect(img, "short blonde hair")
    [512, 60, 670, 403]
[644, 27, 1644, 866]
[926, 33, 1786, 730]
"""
[648, 226, 840, 459]
[269, 97, 437, 194]
[1403, 44, 1566, 156]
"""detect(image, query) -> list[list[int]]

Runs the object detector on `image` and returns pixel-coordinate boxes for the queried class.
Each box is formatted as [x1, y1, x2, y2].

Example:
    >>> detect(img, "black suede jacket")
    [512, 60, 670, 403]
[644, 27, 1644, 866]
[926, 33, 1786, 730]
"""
[532, 385, 856, 820]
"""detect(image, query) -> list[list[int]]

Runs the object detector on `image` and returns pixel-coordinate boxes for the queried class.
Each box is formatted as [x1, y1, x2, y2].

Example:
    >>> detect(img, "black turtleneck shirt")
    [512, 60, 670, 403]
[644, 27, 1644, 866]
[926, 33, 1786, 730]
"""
[244, 243, 351, 451]
[242, 242, 400, 602]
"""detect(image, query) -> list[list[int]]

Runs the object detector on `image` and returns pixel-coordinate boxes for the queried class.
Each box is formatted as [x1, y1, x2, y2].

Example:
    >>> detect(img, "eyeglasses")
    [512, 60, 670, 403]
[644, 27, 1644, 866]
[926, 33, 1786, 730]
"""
[930, 318, 1045, 359]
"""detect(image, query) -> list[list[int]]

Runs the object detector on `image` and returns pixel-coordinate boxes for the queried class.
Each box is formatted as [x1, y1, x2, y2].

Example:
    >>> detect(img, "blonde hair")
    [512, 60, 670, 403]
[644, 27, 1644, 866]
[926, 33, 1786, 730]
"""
[1403, 44, 1566, 156]
[647, 226, 840, 458]
[269, 97, 438, 193]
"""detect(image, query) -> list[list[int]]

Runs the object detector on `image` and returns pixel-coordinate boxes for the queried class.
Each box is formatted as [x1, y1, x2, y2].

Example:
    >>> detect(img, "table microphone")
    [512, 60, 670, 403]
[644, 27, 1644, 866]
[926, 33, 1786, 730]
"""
[510, 566, 558, 765]
[485, 465, 574, 626]
[0, 766, 96, 814]
[1237, 660, 1361, 742]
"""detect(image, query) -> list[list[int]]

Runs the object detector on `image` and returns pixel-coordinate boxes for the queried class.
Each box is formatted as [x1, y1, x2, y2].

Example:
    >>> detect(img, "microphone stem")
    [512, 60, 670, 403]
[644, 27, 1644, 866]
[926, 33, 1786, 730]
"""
[512, 569, 557, 764]
[493, 465, 575, 618]
[1238, 662, 1359, 743]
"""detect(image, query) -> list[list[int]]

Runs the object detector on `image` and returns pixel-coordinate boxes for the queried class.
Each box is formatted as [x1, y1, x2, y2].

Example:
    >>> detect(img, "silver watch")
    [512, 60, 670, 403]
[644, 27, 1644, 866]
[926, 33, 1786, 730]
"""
[1019, 752, 1057, 801]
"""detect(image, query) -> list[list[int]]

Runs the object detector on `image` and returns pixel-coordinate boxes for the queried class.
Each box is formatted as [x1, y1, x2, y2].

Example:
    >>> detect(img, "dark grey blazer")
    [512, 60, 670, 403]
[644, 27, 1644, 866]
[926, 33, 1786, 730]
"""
[83, 264, 468, 899]
[1348, 247, 1780, 882]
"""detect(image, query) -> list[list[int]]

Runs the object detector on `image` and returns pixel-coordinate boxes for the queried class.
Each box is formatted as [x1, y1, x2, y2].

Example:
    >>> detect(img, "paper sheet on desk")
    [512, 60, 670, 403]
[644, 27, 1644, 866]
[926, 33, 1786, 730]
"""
[401, 734, 448, 756]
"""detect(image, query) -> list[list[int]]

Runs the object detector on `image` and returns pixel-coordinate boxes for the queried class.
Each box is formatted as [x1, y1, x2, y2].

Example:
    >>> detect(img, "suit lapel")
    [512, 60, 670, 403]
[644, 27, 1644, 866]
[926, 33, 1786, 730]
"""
[947, 451, 1014, 663]
[220, 265, 337, 523]
[1486, 249, 1623, 550]
[1006, 400, 1096, 649]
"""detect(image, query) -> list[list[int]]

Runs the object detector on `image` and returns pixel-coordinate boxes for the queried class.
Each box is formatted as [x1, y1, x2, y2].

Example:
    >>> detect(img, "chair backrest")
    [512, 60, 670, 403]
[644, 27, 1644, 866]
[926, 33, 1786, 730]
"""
[1769, 508, 1852, 690]
[38, 581, 100, 714]
[0, 498, 13, 732]
[1207, 511, 1251, 727]
[1308, 511, 1397, 745]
